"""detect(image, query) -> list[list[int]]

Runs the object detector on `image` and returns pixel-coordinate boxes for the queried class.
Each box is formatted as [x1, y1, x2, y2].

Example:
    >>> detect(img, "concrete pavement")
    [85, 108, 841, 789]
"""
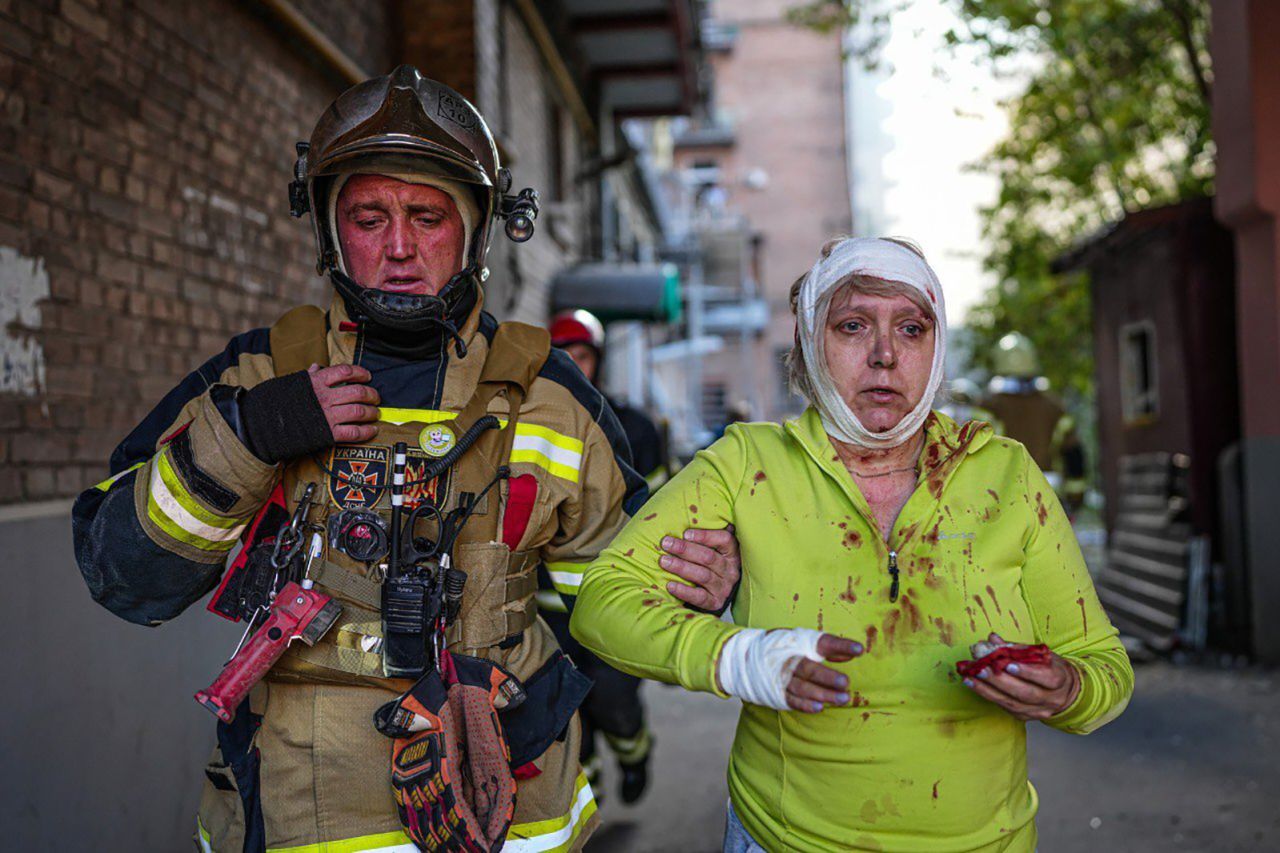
[586, 662, 1278, 851]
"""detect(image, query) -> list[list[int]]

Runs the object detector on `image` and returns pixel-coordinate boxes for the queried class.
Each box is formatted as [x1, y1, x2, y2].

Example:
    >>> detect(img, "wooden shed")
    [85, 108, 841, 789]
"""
[1055, 198, 1244, 651]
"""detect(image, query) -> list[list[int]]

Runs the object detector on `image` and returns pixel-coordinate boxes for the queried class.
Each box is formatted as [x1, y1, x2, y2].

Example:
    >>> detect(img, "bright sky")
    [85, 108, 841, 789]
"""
[872, 1, 1024, 324]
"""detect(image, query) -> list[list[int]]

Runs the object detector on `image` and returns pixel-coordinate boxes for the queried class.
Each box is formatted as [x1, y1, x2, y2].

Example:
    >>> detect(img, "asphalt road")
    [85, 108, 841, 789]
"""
[585, 661, 1278, 852]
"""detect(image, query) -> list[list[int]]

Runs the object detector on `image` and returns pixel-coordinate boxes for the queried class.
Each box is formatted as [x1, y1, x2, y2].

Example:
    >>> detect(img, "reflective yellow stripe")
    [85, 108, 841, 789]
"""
[156, 450, 243, 530]
[545, 560, 586, 595]
[511, 424, 583, 483]
[94, 461, 144, 492]
[379, 408, 508, 428]
[378, 408, 456, 425]
[268, 830, 418, 852]
[510, 449, 580, 483]
[147, 452, 246, 551]
[506, 771, 597, 852]
[514, 422, 584, 453]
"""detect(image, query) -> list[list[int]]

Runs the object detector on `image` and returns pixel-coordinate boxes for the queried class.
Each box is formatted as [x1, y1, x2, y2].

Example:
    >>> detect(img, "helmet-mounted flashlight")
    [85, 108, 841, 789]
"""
[499, 187, 540, 243]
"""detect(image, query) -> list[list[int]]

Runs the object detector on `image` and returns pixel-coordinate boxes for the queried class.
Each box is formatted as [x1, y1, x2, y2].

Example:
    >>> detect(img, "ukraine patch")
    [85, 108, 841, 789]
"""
[328, 446, 390, 509]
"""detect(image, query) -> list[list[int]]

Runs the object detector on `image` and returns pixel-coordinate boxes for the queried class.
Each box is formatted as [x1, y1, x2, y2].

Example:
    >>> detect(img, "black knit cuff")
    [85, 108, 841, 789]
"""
[237, 371, 334, 465]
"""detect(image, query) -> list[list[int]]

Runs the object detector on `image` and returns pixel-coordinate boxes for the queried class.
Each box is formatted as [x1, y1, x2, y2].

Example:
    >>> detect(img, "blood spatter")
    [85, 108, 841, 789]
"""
[754, 471, 767, 483]
[924, 571, 943, 590]
[986, 489, 999, 502]
[864, 626, 878, 653]
[973, 594, 992, 626]
[1009, 612, 1022, 631]
[850, 692, 870, 707]
[837, 521, 848, 530]
[964, 606, 977, 632]
[793, 593, 800, 602]
[932, 780, 940, 800]
[883, 609, 902, 647]
[840, 577, 858, 603]
[1077, 596, 1088, 637]
[624, 548, 634, 557]
[684, 612, 696, 620]
[861, 711, 871, 721]
[985, 585, 1003, 616]
[900, 594, 922, 632]
[641, 598, 661, 607]
[899, 522, 920, 541]
[642, 513, 657, 521]
[843, 530, 863, 549]
[816, 610, 824, 630]
[923, 522, 941, 545]
[936, 718, 957, 738]
[933, 616, 954, 646]
[689, 504, 698, 513]
[1034, 492, 1048, 526]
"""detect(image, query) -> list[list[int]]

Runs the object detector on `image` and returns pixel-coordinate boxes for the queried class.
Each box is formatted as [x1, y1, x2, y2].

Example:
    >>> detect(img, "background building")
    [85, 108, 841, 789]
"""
[669, 0, 852, 426]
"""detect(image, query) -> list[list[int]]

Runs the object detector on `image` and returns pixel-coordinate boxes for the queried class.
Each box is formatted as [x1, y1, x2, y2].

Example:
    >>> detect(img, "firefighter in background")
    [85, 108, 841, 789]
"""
[981, 332, 1087, 515]
[541, 308, 658, 804]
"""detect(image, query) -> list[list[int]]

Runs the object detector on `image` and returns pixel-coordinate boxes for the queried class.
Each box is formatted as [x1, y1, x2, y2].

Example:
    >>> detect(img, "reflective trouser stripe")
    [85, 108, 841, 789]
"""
[505, 772, 597, 853]
[604, 726, 653, 764]
[196, 776, 595, 852]
[198, 816, 418, 853]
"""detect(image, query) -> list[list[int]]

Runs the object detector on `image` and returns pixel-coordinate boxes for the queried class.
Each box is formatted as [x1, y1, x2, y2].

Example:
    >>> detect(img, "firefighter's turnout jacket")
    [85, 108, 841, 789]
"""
[72, 292, 646, 852]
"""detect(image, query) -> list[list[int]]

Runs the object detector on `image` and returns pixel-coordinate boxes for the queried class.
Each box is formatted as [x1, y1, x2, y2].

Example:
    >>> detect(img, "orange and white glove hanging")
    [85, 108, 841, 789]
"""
[374, 650, 526, 852]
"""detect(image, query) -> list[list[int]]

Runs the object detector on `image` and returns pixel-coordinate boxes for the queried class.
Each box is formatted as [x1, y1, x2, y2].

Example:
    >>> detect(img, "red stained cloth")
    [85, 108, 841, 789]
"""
[502, 474, 538, 550]
[956, 644, 1051, 678]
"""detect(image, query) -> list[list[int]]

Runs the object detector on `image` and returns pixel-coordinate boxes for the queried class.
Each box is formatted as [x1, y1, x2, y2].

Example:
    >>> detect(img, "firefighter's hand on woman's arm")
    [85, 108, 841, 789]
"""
[308, 363, 382, 444]
[660, 526, 741, 612]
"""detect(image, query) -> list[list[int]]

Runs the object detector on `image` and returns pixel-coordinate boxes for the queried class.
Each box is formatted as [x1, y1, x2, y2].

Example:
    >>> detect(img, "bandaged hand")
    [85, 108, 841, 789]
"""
[716, 628, 863, 713]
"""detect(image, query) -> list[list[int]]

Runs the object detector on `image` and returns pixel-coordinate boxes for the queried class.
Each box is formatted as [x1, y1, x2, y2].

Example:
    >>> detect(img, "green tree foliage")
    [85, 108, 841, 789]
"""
[788, 0, 1213, 408]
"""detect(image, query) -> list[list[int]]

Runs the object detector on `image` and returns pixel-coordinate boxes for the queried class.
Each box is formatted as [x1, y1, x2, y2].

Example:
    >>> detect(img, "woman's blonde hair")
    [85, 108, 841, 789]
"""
[785, 236, 934, 403]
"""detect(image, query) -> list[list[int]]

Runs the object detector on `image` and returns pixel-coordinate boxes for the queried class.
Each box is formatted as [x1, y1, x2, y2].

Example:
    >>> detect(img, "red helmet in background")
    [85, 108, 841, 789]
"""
[549, 309, 605, 352]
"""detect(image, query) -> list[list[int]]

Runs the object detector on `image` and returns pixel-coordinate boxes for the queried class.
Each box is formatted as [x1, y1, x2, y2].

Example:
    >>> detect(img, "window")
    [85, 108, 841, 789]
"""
[701, 381, 728, 426]
[1120, 320, 1159, 424]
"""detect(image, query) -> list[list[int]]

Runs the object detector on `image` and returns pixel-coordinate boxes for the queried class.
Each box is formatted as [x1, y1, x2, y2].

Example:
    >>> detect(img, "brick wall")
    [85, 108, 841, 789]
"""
[0, 0, 616, 504]
[0, 0, 392, 503]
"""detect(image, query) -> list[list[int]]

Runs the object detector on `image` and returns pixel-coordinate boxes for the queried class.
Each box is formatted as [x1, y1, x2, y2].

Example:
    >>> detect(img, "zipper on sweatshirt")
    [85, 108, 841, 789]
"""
[887, 550, 900, 602]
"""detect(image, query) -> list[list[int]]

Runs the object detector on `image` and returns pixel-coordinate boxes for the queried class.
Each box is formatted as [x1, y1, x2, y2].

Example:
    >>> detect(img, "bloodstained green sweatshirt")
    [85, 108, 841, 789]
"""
[571, 408, 1132, 852]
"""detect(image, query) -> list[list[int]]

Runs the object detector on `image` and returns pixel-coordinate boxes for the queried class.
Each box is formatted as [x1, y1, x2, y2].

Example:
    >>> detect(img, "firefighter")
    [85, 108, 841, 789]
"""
[981, 332, 1087, 515]
[71, 66, 650, 852]
[541, 308, 658, 803]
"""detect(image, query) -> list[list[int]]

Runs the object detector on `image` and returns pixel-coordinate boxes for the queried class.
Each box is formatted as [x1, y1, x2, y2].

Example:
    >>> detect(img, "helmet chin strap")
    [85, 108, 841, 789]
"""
[330, 265, 479, 359]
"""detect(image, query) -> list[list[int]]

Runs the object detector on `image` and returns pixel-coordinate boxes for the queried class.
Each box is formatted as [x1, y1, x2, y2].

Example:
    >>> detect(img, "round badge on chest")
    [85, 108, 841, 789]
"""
[419, 423, 457, 457]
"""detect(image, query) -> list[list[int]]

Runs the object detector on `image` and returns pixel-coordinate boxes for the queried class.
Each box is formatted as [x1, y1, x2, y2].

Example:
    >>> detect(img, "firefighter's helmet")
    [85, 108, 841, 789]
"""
[288, 66, 539, 340]
[993, 332, 1041, 378]
[549, 310, 606, 353]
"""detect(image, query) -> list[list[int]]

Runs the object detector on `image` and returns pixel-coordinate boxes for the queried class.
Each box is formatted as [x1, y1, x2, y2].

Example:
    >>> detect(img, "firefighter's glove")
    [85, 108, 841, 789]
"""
[233, 370, 333, 464]
[374, 651, 527, 852]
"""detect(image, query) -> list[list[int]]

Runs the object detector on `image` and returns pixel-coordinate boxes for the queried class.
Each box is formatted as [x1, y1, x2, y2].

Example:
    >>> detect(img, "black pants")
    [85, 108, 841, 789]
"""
[542, 609, 646, 763]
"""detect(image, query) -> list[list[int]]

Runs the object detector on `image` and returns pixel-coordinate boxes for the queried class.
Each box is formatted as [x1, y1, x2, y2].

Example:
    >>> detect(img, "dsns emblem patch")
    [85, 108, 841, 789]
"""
[328, 446, 390, 509]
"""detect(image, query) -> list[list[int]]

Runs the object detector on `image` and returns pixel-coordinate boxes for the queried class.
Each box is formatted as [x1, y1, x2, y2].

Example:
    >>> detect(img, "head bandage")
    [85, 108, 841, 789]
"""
[328, 172, 480, 275]
[796, 237, 947, 449]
